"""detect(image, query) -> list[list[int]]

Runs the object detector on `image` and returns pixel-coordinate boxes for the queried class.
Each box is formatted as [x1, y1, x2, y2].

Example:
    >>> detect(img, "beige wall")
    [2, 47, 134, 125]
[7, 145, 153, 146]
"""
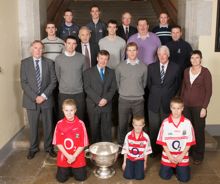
[198, 0, 220, 125]
[0, 1, 23, 149]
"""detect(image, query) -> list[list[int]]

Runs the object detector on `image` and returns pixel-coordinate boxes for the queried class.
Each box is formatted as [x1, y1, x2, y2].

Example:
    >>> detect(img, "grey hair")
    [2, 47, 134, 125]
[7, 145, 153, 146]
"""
[157, 45, 170, 57]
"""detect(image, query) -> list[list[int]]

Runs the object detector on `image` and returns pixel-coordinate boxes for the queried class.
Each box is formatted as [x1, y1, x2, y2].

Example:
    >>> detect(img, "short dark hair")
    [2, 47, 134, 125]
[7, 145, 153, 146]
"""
[191, 50, 203, 58]
[107, 19, 118, 27]
[65, 35, 77, 43]
[45, 21, 56, 28]
[126, 42, 138, 51]
[171, 25, 182, 31]
[137, 17, 149, 25]
[90, 4, 100, 11]
[98, 50, 110, 59]
[63, 9, 73, 15]
[170, 96, 184, 106]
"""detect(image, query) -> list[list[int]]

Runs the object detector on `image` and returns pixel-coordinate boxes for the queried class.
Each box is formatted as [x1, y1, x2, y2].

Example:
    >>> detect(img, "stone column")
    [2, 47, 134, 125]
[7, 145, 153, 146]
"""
[178, 0, 213, 49]
[18, 0, 47, 125]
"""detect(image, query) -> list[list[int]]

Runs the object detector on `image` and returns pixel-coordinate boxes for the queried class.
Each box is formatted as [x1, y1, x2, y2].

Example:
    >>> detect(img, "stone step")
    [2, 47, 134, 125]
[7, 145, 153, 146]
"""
[67, 0, 158, 29]
[13, 127, 218, 152]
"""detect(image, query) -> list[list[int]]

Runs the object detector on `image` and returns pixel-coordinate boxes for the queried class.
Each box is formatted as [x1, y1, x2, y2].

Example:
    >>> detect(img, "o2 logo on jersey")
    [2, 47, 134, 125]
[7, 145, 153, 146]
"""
[131, 148, 140, 155]
[64, 138, 74, 150]
[172, 140, 181, 151]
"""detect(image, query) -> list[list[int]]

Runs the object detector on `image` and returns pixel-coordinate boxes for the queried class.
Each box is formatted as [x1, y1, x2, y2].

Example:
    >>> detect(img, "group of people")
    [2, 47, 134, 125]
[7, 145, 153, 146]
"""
[20, 4, 212, 183]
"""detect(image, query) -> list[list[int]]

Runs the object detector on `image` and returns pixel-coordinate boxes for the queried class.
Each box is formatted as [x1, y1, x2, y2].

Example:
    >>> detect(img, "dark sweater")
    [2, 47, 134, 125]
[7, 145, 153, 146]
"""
[181, 67, 212, 109]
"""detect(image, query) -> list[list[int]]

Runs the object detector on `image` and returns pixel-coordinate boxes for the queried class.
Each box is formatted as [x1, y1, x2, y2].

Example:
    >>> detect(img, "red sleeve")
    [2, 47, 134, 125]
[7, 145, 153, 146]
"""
[78, 121, 89, 147]
[52, 124, 63, 145]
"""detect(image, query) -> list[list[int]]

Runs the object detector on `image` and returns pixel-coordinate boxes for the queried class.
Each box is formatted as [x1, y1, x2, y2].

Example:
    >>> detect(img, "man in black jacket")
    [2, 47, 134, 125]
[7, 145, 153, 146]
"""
[147, 45, 180, 156]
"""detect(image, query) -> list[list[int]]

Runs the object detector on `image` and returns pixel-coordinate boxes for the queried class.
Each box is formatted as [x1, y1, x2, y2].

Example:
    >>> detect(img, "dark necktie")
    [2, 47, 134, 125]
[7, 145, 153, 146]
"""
[125, 27, 129, 40]
[84, 44, 90, 68]
[100, 68, 104, 81]
[35, 60, 41, 94]
[160, 65, 165, 84]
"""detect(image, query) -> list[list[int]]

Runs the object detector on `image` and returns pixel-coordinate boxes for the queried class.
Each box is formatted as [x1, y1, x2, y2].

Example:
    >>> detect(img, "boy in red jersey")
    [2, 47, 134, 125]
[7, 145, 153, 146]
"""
[156, 97, 196, 182]
[121, 115, 152, 180]
[53, 99, 88, 182]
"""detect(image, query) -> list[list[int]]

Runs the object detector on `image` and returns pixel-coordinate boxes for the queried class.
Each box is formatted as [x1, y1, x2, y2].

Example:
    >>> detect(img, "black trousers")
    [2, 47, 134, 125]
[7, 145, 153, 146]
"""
[58, 92, 85, 121]
[183, 106, 205, 161]
[148, 107, 169, 155]
[26, 106, 53, 152]
[56, 166, 87, 182]
[87, 103, 112, 144]
[118, 98, 144, 145]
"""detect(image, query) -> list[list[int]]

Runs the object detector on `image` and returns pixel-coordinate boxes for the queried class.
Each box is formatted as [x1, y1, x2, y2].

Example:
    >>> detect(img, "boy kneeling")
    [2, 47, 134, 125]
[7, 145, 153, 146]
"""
[157, 97, 196, 182]
[53, 99, 88, 182]
[121, 115, 152, 180]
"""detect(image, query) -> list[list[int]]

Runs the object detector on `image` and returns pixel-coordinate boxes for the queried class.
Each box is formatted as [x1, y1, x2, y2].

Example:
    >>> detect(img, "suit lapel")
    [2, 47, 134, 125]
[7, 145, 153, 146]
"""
[41, 58, 47, 88]
[163, 62, 171, 84]
[95, 67, 103, 83]
[29, 58, 38, 91]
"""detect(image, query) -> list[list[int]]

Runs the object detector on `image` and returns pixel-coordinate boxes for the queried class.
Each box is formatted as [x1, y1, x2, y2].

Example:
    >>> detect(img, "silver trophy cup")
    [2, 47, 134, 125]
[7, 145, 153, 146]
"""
[86, 142, 120, 179]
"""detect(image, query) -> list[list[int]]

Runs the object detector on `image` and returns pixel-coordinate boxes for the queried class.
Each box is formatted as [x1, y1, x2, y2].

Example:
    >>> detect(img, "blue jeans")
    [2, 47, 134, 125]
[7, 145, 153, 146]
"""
[124, 159, 145, 180]
[159, 165, 190, 182]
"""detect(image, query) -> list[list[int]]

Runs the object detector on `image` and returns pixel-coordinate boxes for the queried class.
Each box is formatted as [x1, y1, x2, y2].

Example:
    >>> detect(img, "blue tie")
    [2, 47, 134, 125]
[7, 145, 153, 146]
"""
[35, 60, 41, 94]
[160, 65, 165, 84]
[100, 68, 104, 81]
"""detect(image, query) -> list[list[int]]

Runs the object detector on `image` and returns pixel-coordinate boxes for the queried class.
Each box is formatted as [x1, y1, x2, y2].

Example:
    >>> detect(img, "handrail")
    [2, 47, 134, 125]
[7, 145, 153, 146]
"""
[150, 0, 177, 25]
[47, 0, 71, 26]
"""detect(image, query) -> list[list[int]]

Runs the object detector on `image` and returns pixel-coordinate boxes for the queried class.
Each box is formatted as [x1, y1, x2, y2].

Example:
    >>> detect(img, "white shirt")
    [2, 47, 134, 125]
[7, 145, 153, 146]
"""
[97, 65, 105, 74]
[189, 67, 200, 84]
[123, 25, 129, 33]
[126, 58, 140, 65]
[33, 57, 47, 99]
[33, 57, 42, 82]
[160, 62, 168, 73]
[81, 43, 91, 60]
[64, 51, 76, 57]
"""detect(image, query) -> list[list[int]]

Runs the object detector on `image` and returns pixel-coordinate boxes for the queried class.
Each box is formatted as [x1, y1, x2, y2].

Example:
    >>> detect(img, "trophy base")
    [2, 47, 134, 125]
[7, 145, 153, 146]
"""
[94, 167, 115, 179]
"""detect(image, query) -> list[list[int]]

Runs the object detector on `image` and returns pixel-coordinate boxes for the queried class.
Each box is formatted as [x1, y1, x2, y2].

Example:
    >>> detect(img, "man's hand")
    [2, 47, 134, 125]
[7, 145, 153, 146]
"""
[98, 98, 107, 107]
[35, 96, 45, 104]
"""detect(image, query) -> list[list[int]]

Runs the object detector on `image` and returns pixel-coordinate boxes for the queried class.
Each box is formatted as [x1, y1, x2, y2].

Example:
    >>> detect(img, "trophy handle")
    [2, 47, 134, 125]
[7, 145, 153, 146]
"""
[85, 148, 92, 159]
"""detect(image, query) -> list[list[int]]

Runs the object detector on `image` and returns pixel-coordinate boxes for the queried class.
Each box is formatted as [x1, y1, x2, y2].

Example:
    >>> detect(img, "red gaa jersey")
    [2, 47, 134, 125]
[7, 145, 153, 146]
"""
[157, 115, 196, 167]
[53, 116, 89, 168]
[122, 130, 152, 161]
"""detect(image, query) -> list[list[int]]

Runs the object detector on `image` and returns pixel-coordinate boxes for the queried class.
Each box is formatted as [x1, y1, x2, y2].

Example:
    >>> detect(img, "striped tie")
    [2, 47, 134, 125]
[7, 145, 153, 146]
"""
[160, 65, 165, 84]
[35, 60, 41, 94]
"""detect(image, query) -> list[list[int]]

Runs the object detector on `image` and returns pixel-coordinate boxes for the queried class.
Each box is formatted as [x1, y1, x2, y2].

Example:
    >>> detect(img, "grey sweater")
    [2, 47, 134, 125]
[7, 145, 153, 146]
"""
[115, 61, 147, 100]
[99, 36, 126, 69]
[55, 52, 87, 94]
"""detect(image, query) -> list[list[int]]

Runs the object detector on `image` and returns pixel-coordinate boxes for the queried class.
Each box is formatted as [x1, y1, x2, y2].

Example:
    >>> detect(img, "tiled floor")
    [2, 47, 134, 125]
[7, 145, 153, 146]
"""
[1, 145, 220, 184]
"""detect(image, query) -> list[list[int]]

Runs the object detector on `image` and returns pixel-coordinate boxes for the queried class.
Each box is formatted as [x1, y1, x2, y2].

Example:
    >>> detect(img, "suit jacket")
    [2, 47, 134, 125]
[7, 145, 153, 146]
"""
[83, 66, 117, 112]
[20, 56, 57, 110]
[116, 25, 137, 41]
[76, 42, 100, 67]
[147, 61, 180, 114]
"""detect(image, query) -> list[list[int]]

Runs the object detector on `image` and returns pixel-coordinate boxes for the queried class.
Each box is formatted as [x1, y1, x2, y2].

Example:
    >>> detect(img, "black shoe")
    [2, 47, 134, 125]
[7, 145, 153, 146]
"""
[47, 149, 57, 157]
[27, 150, 39, 160]
[193, 160, 202, 165]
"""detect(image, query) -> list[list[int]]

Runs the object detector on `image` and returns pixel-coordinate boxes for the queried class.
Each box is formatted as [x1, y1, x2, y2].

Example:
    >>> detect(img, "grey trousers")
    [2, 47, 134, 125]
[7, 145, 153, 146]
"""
[117, 97, 144, 145]
[27, 106, 53, 152]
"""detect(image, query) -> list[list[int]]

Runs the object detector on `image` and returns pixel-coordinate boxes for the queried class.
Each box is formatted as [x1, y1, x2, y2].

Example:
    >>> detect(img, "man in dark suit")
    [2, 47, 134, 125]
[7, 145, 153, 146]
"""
[116, 12, 137, 42]
[20, 40, 57, 159]
[83, 50, 117, 143]
[147, 45, 180, 157]
[76, 26, 100, 68]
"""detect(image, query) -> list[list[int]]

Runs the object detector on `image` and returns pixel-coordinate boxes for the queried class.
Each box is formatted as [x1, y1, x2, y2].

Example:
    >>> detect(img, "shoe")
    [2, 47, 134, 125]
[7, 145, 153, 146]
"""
[47, 149, 57, 157]
[27, 150, 39, 160]
[193, 160, 202, 165]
